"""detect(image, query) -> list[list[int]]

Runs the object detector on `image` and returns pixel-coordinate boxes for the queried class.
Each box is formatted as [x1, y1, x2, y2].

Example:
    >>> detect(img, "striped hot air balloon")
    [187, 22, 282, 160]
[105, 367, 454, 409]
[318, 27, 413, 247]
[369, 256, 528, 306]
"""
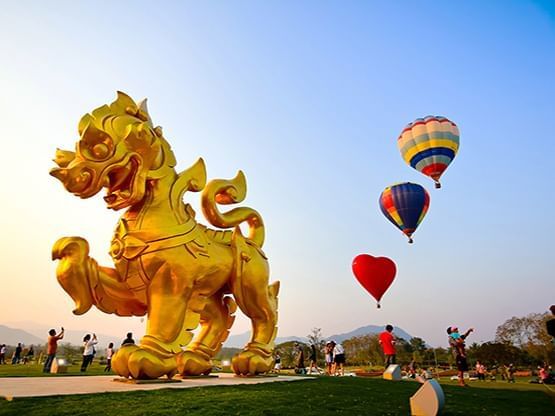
[379, 182, 430, 243]
[398, 115, 459, 188]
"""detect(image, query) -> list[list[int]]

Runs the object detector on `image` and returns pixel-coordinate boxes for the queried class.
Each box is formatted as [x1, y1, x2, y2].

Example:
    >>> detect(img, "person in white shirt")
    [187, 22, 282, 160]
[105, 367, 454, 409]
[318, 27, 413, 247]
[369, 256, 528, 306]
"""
[105, 342, 115, 372]
[80, 333, 98, 372]
[332, 341, 345, 376]
[0, 344, 6, 364]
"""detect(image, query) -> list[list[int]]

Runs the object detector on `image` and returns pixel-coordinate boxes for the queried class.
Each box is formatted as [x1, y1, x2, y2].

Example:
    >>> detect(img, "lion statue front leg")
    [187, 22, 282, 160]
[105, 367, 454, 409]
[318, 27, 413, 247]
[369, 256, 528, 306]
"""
[52, 237, 178, 379]
[111, 264, 195, 379]
[52, 237, 147, 316]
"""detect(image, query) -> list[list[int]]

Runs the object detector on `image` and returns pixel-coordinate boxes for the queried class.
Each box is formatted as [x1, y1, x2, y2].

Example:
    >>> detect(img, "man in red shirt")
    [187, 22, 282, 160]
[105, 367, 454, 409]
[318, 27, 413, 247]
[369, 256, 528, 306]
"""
[379, 324, 396, 367]
[43, 327, 64, 373]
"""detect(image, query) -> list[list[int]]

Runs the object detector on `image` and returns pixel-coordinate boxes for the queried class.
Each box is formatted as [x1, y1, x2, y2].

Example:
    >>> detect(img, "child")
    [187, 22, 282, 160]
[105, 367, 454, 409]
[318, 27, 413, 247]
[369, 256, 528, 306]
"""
[447, 326, 473, 386]
[273, 351, 281, 373]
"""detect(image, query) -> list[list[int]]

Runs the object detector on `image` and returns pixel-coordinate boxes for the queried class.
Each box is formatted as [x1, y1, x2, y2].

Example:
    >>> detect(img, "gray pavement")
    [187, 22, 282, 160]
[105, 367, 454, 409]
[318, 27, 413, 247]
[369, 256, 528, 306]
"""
[0, 373, 313, 399]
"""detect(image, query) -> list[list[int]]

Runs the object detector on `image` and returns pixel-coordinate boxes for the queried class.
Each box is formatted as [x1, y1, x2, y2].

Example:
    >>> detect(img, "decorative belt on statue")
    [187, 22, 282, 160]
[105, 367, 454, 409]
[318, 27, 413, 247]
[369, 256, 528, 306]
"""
[111, 219, 200, 261]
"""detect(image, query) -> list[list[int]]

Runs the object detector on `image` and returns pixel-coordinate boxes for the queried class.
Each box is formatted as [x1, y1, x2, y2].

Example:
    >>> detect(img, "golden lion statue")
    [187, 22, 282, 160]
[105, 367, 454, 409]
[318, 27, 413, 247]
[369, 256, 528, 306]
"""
[50, 92, 279, 379]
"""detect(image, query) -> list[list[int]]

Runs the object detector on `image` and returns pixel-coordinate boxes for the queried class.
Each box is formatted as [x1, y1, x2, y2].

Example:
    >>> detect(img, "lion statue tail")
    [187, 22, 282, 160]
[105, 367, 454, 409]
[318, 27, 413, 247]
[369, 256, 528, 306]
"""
[201, 171, 265, 247]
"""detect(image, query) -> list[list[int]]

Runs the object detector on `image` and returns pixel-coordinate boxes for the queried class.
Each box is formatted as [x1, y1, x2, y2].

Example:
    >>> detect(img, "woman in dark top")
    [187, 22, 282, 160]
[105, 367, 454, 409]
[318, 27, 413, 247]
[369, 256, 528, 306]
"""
[307, 344, 322, 374]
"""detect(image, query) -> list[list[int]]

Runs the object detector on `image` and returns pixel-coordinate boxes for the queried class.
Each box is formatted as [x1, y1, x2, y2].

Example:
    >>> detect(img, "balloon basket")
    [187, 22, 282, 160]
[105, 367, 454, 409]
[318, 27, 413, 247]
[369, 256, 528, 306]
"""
[377, 303, 381, 309]
[408, 238, 413, 244]
[435, 182, 441, 189]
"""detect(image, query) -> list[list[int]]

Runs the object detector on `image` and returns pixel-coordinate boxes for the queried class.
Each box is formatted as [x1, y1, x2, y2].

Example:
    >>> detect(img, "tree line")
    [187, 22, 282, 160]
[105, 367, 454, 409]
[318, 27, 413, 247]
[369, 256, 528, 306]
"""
[274, 312, 554, 369]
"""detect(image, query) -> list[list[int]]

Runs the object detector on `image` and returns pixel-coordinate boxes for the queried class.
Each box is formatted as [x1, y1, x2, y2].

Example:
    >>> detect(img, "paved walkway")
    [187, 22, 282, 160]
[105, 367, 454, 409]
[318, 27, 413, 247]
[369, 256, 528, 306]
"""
[0, 374, 313, 399]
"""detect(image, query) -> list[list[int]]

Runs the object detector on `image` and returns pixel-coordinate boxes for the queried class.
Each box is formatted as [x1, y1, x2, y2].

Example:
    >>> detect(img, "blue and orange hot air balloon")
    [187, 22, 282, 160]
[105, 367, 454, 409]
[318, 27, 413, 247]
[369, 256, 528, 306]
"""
[379, 182, 430, 243]
[398, 115, 459, 188]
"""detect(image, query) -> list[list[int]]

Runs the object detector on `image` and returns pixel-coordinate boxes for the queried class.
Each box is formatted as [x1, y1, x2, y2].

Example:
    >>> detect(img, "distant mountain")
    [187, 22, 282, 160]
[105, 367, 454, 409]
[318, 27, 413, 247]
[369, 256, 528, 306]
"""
[224, 332, 306, 348]
[275, 335, 306, 344]
[5, 321, 413, 349]
[223, 325, 413, 348]
[0, 325, 43, 346]
[327, 325, 413, 343]
[224, 331, 251, 348]
[2, 323, 128, 350]
[42, 329, 124, 349]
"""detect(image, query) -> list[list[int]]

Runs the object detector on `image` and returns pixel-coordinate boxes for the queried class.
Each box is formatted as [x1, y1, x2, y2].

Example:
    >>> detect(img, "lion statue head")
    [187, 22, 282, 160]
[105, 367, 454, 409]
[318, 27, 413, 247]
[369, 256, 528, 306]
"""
[50, 91, 176, 210]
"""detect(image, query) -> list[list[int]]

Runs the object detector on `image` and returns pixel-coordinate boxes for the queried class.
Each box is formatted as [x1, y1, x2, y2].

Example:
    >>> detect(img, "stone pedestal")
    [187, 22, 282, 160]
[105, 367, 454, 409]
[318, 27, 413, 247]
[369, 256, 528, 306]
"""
[382, 364, 401, 381]
[50, 359, 68, 374]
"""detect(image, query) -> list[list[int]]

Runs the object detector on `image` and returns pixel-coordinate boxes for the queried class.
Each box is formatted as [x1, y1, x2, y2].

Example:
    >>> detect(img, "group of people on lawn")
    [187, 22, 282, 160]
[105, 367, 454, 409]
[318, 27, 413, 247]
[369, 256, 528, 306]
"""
[274, 316, 554, 386]
[285, 340, 346, 376]
[0, 342, 35, 365]
[276, 324, 396, 377]
[42, 328, 135, 373]
[12, 304, 555, 381]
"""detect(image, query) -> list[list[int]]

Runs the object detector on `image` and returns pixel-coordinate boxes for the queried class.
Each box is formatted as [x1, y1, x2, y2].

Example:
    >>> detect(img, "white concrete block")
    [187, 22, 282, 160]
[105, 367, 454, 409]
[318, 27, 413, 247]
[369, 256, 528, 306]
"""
[410, 379, 445, 416]
[50, 359, 68, 374]
[382, 364, 401, 381]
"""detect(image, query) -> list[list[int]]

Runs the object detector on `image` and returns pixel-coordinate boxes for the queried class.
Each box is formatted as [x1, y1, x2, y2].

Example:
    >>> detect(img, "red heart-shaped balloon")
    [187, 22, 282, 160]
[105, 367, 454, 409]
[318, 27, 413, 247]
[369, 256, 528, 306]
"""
[352, 254, 396, 307]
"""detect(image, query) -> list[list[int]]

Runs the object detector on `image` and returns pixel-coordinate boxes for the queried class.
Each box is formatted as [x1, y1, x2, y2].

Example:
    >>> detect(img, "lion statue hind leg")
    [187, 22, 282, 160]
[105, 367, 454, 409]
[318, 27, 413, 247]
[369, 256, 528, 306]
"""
[177, 294, 237, 376]
[229, 232, 279, 376]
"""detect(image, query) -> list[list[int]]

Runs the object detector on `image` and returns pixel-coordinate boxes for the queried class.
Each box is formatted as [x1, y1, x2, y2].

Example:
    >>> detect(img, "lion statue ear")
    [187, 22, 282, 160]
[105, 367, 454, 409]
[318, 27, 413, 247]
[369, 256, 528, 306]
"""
[138, 98, 148, 114]
[137, 99, 153, 127]
[110, 91, 138, 115]
[78, 114, 94, 136]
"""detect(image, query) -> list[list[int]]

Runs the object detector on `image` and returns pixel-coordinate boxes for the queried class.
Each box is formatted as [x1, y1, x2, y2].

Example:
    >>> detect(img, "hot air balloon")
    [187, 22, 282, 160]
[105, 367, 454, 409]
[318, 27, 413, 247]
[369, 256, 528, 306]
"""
[398, 115, 459, 188]
[352, 254, 396, 308]
[379, 182, 430, 243]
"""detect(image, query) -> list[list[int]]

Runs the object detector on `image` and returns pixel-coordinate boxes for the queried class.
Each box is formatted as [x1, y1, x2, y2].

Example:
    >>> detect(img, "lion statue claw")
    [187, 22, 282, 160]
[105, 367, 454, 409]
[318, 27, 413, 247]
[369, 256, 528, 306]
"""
[50, 92, 279, 379]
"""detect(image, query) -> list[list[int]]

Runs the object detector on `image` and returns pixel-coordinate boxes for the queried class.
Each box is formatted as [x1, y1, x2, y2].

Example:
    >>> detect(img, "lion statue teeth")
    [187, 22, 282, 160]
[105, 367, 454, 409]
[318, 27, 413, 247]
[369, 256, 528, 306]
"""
[50, 91, 279, 379]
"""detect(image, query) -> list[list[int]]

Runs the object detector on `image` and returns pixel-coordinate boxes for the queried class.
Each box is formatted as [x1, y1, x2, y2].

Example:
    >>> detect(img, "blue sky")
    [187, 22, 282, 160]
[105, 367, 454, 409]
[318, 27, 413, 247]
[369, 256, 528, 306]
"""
[0, 1, 553, 347]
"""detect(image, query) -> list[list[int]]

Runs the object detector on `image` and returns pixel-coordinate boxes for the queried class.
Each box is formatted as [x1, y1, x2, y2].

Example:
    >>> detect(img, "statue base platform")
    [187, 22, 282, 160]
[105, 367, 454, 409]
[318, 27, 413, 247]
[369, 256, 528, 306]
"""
[234, 373, 279, 378]
[174, 374, 219, 380]
[112, 377, 182, 384]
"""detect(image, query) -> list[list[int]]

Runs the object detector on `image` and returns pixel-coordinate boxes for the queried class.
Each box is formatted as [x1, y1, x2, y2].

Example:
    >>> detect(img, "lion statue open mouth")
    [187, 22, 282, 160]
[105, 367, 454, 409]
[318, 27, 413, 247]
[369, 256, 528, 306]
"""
[50, 92, 279, 379]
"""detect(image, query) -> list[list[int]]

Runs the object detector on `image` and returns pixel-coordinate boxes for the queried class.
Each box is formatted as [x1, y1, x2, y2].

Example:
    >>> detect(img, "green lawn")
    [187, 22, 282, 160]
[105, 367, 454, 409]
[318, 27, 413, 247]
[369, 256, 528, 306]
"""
[0, 370, 553, 416]
[0, 363, 110, 378]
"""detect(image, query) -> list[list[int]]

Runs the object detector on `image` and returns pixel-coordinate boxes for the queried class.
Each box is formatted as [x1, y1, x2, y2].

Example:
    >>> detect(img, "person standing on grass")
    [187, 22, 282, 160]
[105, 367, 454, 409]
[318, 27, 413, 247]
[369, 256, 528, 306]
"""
[273, 351, 282, 373]
[507, 363, 516, 383]
[105, 342, 114, 372]
[333, 341, 345, 376]
[307, 343, 322, 374]
[43, 327, 64, 373]
[379, 325, 396, 368]
[294, 343, 305, 374]
[546, 305, 555, 344]
[11, 343, 22, 364]
[0, 344, 6, 364]
[23, 345, 34, 364]
[81, 333, 98, 372]
[324, 342, 334, 375]
[476, 360, 486, 381]
[447, 326, 473, 386]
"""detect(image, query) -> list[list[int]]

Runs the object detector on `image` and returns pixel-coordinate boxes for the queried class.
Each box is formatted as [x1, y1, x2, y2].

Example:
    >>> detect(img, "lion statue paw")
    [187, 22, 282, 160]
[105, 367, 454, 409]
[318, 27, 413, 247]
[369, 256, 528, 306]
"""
[176, 350, 213, 376]
[112, 345, 177, 379]
[232, 349, 273, 376]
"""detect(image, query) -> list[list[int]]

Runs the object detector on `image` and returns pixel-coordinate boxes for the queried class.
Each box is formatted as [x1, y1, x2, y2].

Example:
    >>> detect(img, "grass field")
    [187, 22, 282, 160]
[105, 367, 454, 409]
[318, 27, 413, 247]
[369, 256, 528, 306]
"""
[0, 364, 553, 415]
